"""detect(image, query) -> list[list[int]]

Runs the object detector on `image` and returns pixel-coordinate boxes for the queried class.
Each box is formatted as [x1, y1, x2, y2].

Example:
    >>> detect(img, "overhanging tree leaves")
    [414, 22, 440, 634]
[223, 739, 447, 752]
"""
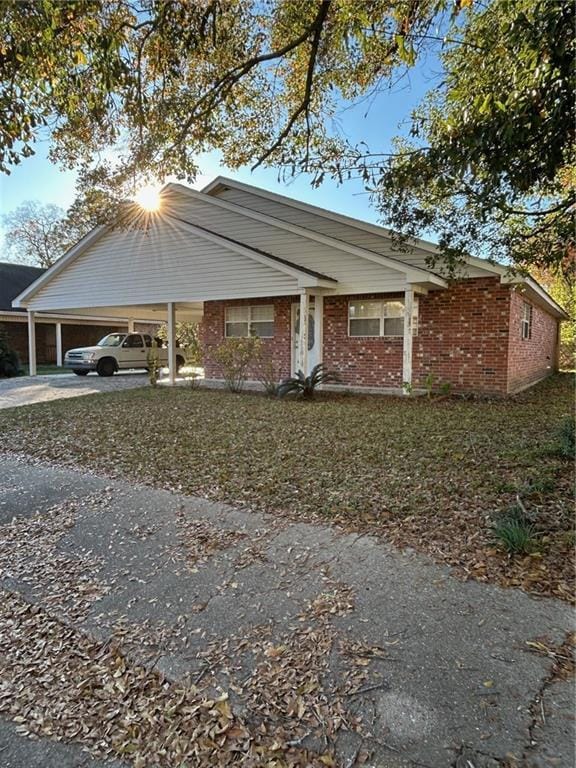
[316, 0, 575, 278]
[0, 0, 574, 276]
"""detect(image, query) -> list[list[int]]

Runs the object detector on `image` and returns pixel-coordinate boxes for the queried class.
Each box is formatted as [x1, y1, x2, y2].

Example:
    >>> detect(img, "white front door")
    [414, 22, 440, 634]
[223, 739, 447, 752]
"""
[292, 303, 319, 375]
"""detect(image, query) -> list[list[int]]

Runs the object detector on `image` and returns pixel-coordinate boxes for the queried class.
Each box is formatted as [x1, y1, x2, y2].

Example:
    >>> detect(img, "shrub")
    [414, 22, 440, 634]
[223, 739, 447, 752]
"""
[278, 364, 341, 400]
[146, 340, 161, 387]
[424, 372, 435, 398]
[0, 328, 21, 378]
[255, 349, 282, 397]
[212, 337, 261, 392]
[556, 416, 575, 459]
[492, 503, 538, 555]
[439, 381, 452, 396]
[156, 321, 202, 366]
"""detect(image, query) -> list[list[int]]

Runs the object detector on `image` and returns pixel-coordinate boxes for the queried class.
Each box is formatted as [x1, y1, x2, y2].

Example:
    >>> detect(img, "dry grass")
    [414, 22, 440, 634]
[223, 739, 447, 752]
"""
[0, 373, 573, 601]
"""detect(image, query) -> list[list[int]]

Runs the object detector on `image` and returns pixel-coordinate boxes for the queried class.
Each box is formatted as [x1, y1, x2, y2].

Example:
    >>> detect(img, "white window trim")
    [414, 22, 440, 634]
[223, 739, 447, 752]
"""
[521, 301, 533, 340]
[225, 304, 275, 338]
[348, 299, 418, 338]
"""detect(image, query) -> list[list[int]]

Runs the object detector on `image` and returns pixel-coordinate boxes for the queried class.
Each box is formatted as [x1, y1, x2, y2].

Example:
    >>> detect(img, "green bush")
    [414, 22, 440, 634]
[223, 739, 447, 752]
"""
[278, 364, 341, 400]
[492, 504, 538, 555]
[212, 337, 261, 392]
[0, 328, 21, 378]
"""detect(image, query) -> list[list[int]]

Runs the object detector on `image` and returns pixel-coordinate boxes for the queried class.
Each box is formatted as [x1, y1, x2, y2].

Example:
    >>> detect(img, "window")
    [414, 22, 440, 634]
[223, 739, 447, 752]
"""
[225, 305, 274, 338]
[521, 301, 533, 340]
[143, 335, 152, 348]
[348, 299, 418, 338]
[122, 334, 144, 348]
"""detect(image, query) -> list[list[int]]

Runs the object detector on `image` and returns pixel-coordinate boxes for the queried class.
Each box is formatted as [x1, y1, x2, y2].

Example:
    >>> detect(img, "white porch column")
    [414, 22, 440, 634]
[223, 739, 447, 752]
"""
[297, 291, 310, 375]
[27, 311, 37, 376]
[315, 294, 324, 368]
[402, 286, 414, 394]
[127, 318, 135, 333]
[55, 322, 63, 367]
[167, 302, 176, 385]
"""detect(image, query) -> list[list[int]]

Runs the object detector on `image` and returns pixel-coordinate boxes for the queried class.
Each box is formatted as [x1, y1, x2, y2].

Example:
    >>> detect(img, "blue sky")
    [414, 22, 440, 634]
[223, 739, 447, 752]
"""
[0, 52, 441, 246]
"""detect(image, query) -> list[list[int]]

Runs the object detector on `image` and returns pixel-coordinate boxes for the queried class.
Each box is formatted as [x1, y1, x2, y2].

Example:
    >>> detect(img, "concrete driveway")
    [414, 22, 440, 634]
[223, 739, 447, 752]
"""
[0, 455, 573, 768]
[0, 372, 149, 410]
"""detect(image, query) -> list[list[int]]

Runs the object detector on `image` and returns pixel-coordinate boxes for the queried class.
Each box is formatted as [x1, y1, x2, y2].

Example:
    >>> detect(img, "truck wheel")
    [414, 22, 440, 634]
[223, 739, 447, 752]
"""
[97, 358, 116, 377]
[176, 355, 185, 373]
[73, 369, 89, 376]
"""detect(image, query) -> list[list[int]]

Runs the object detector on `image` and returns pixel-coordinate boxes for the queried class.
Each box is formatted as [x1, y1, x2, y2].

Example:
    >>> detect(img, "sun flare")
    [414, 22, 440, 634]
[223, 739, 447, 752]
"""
[134, 185, 162, 212]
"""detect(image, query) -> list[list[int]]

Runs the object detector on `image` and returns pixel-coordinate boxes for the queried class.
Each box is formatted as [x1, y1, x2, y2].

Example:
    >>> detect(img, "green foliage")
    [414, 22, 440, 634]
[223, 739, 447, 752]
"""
[423, 372, 435, 398]
[278, 363, 340, 400]
[212, 337, 261, 393]
[401, 381, 413, 396]
[0, 328, 21, 378]
[316, 0, 575, 277]
[439, 381, 452, 397]
[146, 340, 161, 387]
[556, 416, 575, 459]
[492, 504, 538, 556]
[0, 0, 446, 195]
[156, 322, 202, 366]
[1, 1, 573, 278]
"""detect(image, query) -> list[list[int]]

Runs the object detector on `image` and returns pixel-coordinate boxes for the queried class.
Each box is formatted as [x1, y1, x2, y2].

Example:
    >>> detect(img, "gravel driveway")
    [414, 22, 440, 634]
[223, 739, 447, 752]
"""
[0, 455, 573, 768]
[0, 372, 149, 409]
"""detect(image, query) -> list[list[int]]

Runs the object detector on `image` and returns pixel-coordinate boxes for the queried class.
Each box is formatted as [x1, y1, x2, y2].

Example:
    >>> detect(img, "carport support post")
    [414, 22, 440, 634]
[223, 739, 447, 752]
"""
[127, 318, 135, 333]
[297, 291, 310, 375]
[27, 311, 37, 376]
[167, 302, 176, 385]
[402, 286, 414, 394]
[55, 322, 63, 367]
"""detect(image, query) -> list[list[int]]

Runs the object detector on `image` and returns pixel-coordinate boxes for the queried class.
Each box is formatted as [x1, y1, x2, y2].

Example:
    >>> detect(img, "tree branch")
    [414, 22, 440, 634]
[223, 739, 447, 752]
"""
[251, 0, 331, 169]
[168, 1, 332, 156]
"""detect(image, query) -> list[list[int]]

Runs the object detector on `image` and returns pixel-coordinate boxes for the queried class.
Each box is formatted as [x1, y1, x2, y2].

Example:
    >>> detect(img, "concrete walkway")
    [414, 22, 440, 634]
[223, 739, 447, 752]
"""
[0, 456, 573, 768]
[0, 372, 149, 409]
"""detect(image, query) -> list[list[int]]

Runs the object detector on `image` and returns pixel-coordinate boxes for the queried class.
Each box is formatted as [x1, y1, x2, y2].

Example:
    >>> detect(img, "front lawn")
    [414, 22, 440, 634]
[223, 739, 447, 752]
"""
[1, 374, 573, 601]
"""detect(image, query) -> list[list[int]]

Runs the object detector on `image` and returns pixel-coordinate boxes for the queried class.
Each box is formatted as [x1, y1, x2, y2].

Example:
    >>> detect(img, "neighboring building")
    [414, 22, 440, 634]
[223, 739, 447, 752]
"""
[12, 179, 567, 393]
[0, 262, 127, 365]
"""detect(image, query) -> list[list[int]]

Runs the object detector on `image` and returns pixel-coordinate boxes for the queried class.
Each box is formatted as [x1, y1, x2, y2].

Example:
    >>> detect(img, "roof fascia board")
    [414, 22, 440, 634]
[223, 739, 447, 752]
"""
[501, 274, 569, 319]
[168, 182, 446, 287]
[12, 226, 109, 307]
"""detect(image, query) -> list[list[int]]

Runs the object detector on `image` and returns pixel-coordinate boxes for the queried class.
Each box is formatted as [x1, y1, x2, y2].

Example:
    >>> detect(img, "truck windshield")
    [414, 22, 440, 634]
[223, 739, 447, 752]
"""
[98, 333, 127, 347]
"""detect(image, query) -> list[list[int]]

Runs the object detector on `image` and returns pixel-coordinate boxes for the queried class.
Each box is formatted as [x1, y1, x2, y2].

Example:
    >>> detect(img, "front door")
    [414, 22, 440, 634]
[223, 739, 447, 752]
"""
[292, 303, 319, 375]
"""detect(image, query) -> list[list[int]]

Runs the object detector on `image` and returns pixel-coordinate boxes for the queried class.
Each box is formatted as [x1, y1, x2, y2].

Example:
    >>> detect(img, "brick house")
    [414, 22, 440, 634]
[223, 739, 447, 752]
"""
[13, 178, 567, 393]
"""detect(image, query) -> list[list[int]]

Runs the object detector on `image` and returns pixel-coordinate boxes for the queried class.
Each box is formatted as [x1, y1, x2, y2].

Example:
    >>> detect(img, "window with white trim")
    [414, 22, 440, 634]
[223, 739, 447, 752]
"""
[348, 299, 418, 338]
[225, 305, 274, 338]
[521, 301, 533, 340]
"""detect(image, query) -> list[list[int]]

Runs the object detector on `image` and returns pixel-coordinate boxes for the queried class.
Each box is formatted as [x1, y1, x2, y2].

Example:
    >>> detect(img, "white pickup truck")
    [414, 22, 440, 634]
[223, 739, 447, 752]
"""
[64, 333, 185, 377]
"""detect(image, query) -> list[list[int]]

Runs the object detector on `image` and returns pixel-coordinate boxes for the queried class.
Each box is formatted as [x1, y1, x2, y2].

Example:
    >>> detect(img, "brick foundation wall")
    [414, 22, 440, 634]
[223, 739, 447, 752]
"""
[413, 277, 511, 394]
[507, 290, 559, 393]
[202, 297, 292, 380]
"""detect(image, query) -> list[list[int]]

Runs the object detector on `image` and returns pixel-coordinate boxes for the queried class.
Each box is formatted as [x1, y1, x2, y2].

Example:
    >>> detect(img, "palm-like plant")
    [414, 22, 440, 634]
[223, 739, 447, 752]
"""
[278, 363, 341, 399]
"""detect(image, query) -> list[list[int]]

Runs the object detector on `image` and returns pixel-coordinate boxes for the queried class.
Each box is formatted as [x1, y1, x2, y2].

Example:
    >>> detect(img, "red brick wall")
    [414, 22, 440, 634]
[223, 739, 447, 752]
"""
[323, 294, 404, 387]
[202, 297, 292, 380]
[413, 277, 511, 394]
[507, 290, 558, 393]
[200, 279, 559, 395]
